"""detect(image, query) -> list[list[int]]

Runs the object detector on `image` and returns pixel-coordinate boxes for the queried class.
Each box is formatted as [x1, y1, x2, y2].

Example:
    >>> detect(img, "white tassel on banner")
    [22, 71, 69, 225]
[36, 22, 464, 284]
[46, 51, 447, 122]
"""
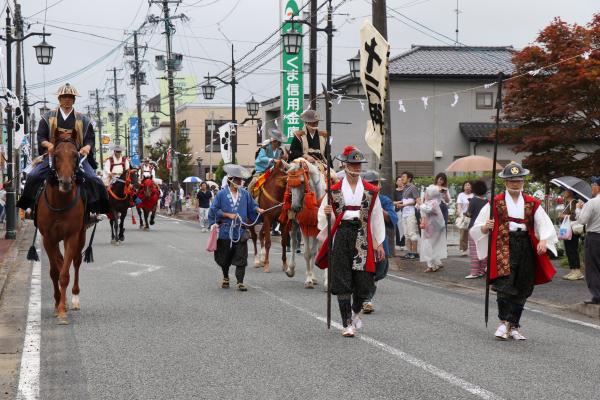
[451, 93, 459, 107]
[528, 68, 542, 76]
[398, 99, 406, 113]
[337, 94, 343, 105]
[421, 96, 429, 110]
[484, 82, 496, 89]
[582, 50, 592, 60]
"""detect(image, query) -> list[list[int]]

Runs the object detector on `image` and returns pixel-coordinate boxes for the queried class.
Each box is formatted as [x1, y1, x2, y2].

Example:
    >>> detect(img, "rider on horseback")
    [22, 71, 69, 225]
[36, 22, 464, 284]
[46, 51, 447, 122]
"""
[103, 145, 130, 186]
[288, 110, 328, 163]
[247, 128, 285, 197]
[17, 83, 109, 220]
[140, 157, 157, 183]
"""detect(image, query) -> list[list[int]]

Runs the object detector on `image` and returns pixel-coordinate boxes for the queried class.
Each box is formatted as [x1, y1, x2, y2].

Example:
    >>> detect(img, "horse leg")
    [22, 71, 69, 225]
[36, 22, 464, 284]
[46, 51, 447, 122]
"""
[137, 207, 143, 229]
[44, 237, 62, 315]
[303, 234, 314, 289]
[285, 223, 297, 278]
[262, 219, 271, 273]
[71, 228, 85, 311]
[250, 226, 261, 268]
[57, 236, 78, 324]
[144, 209, 150, 230]
[118, 210, 126, 241]
[310, 236, 319, 285]
[110, 213, 117, 244]
[150, 206, 156, 225]
[258, 226, 266, 267]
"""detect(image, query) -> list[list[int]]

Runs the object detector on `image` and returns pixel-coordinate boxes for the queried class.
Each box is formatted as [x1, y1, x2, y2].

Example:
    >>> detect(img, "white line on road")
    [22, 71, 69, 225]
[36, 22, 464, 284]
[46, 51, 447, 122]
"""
[17, 244, 42, 400]
[386, 273, 600, 331]
[111, 260, 166, 276]
[252, 284, 504, 400]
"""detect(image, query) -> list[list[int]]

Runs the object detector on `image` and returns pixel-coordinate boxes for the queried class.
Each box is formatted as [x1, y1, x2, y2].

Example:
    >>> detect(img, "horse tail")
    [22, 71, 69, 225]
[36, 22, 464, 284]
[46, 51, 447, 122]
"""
[26, 228, 40, 262]
[83, 223, 98, 263]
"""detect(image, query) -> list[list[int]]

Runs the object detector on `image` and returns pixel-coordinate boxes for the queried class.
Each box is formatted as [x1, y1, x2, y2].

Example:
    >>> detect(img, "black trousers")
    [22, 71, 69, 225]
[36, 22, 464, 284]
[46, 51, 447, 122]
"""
[585, 232, 600, 302]
[492, 231, 535, 327]
[331, 220, 375, 326]
[563, 234, 581, 268]
[214, 239, 248, 283]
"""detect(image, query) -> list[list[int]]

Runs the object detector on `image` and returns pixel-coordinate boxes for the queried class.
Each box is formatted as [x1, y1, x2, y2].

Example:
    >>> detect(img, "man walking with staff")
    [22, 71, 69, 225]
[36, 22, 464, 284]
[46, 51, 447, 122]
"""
[316, 146, 385, 338]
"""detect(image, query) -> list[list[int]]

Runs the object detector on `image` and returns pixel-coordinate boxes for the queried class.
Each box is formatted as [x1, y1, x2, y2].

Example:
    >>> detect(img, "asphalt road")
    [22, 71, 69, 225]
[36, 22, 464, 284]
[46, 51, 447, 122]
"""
[30, 215, 600, 400]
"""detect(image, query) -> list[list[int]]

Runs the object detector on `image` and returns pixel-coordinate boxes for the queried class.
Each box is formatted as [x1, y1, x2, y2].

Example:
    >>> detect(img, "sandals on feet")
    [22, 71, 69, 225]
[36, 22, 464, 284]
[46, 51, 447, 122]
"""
[221, 278, 230, 289]
[237, 283, 248, 291]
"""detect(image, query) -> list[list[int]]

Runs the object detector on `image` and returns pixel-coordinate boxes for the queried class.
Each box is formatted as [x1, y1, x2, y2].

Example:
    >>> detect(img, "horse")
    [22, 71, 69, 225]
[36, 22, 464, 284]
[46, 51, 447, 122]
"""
[136, 178, 159, 230]
[248, 159, 289, 273]
[284, 159, 327, 288]
[107, 168, 138, 244]
[36, 136, 87, 325]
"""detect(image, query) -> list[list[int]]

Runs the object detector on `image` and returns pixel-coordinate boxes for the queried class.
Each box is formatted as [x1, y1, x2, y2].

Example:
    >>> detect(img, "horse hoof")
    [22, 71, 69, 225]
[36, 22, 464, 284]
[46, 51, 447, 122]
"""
[119, 236, 124, 242]
[304, 282, 314, 289]
[150, 220, 155, 225]
[139, 225, 143, 230]
[116, 241, 121, 246]
[285, 268, 295, 278]
[111, 239, 116, 244]
[254, 259, 263, 268]
[56, 315, 69, 325]
[71, 296, 80, 311]
[144, 226, 149, 231]
[312, 279, 318, 285]
[263, 266, 270, 273]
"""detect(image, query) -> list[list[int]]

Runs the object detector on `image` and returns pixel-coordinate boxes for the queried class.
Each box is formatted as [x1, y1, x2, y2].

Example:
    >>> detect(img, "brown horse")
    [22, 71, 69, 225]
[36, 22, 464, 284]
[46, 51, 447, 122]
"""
[136, 178, 160, 230]
[249, 159, 289, 273]
[36, 136, 86, 325]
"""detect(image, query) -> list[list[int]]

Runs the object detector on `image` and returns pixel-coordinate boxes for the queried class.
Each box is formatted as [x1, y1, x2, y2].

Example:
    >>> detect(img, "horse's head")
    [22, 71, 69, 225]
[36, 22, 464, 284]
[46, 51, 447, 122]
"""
[128, 168, 139, 187]
[51, 137, 79, 193]
[142, 178, 154, 197]
[287, 162, 306, 212]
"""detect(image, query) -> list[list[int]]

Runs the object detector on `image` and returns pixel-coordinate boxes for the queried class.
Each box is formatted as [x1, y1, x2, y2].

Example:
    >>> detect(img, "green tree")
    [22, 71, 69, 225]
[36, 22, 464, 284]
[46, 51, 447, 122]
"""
[146, 132, 193, 184]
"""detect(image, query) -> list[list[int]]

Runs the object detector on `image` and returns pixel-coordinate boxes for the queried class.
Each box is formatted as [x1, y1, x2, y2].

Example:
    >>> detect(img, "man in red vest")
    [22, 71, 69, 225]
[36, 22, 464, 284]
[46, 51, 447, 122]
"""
[316, 146, 385, 338]
[470, 162, 557, 340]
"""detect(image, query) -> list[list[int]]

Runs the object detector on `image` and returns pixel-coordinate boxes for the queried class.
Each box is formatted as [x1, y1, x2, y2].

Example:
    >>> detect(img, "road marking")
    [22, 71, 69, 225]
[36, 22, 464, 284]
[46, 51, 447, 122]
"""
[17, 242, 41, 400]
[111, 260, 166, 276]
[252, 284, 504, 400]
[167, 244, 185, 253]
[386, 273, 600, 331]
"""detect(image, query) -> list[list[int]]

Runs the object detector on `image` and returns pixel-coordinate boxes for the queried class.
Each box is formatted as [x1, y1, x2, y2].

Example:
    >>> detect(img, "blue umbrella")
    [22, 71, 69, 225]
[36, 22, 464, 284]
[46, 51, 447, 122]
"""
[183, 176, 202, 183]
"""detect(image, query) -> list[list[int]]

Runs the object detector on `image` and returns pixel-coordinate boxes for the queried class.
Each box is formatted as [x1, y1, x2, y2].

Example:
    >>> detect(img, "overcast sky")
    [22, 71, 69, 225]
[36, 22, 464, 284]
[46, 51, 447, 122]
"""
[9, 0, 599, 115]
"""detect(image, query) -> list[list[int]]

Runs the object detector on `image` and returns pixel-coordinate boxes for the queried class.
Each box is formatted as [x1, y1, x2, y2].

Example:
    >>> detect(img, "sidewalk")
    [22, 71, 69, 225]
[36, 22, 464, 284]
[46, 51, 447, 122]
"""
[0, 221, 30, 301]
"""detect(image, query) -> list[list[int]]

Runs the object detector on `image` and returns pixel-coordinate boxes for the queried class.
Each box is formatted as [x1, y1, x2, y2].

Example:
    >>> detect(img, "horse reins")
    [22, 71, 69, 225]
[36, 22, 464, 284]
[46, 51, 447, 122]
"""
[43, 184, 81, 213]
[108, 170, 134, 201]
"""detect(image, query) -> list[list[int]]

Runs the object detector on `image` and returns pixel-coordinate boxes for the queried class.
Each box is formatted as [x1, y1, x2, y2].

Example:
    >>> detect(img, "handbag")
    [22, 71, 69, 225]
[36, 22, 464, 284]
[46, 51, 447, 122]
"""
[571, 222, 585, 235]
[558, 216, 572, 240]
[454, 214, 471, 230]
[205, 224, 219, 252]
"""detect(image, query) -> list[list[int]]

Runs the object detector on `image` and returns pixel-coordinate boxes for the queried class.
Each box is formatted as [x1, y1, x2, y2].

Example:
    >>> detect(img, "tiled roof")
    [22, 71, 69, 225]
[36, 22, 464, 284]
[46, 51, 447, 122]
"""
[389, 45, 515, 77]
[460, 122, 519, 141]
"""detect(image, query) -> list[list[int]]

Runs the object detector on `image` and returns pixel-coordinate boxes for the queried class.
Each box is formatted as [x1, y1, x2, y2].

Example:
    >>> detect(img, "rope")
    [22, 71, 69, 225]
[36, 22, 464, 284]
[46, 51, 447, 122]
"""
[227, 202, 283, 246]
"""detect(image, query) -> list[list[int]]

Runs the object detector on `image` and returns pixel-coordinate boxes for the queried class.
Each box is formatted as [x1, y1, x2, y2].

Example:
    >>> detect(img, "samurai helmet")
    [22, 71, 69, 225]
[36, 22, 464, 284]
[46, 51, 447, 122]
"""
[498, 161, 529, 181]
[336, 146, 367, 164]
[56, 83, 79, 97]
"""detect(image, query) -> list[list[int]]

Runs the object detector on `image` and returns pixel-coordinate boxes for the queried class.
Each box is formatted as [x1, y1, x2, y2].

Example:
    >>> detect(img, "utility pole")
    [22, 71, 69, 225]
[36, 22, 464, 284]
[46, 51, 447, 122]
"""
[372, 0, 393, 198]
[133, 30, 145, 159]
[93, 89, 104, 166]
[14, 1, 22, 194]
[109, 67, 122, 148]
[309, 0, 317, 109]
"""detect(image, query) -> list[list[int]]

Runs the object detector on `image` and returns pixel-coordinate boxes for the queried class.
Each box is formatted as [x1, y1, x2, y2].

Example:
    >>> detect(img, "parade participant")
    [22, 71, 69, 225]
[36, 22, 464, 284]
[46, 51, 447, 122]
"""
[471, 162, 557, 340]
[576, 176, 600, 304]
[208, 164, 264, 291]
[288, 110, 327, 162]
[560, 189, 583, 280]
[197, 182, 212, 232]
[394, 171, 420, 259]
[419, 185, 447, 272]
[247, 128, 285, 195]
[140, 157, 157, 183]
[102, 145, 129, 186]
[360, 170, 398, 314]
[316, 146, 385, 337]
[17, 83, 109, 219]
[465, 180, 488, 279]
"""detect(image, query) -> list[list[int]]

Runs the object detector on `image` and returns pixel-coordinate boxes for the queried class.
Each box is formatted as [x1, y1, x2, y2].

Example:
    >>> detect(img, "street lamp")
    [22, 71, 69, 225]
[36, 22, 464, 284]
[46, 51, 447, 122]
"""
[180, 126, 189, 139]
[203, 44, 238, 162]
[196, 156, 203, 178]
[151, 114, 160, 128]
[0, 10, 54, 240]
[246, 96, 259, 118]
[348, 51, 361, 79]
[281, 28, 303, 55]
[201, 76, 216, 100]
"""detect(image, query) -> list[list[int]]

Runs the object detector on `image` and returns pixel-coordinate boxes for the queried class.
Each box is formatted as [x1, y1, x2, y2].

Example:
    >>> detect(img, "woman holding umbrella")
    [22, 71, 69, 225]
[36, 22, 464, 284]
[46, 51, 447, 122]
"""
[560, 189, 583, 280]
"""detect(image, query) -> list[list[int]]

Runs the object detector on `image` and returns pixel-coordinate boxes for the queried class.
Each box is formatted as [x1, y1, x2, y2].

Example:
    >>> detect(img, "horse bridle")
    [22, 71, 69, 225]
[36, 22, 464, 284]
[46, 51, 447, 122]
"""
[108, 169, 135, 201]
[48, 138, 84, 184]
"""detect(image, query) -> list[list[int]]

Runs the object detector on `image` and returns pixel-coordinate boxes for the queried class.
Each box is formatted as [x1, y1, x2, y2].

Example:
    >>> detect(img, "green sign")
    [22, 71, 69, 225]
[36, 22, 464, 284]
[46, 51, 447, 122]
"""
[281, 0, 304, 143]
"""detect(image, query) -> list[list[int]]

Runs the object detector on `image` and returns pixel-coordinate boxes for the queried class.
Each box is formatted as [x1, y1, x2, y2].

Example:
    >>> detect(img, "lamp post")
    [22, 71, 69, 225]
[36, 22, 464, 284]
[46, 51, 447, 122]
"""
[201, 44, 237, 163]
[1, 10, 54, 239]
[347, 51, 360, 79]
[196, 156, 203, 179]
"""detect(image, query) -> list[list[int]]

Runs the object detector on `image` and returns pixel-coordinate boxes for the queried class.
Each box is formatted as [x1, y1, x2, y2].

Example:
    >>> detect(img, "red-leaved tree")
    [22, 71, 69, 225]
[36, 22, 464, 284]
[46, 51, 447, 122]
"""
[502, 14, 600, 182]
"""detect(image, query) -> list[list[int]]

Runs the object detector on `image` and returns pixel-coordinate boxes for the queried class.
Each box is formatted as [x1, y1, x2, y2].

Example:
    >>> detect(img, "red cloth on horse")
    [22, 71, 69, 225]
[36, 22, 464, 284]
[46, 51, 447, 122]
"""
[315, 179, 379, 273]
[136, 179, 160, 210]
[489, 192, 555, 285]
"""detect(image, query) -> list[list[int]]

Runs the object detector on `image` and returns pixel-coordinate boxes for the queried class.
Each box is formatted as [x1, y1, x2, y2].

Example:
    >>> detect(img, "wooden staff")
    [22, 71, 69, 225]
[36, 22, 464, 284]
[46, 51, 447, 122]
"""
[485, 72, 504, 326]
[322, 83, 333, 329]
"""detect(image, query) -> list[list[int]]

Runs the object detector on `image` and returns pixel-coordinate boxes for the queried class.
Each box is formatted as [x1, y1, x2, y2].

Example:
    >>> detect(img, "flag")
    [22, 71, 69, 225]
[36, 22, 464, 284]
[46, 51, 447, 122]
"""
[218, 122, 234, 164]
[359, 20, 390, 158]
[166, 147, 172, 171]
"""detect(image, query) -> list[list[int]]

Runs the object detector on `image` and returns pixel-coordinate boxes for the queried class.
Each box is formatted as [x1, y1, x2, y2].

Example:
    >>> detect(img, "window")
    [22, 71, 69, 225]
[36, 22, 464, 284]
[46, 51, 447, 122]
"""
[205, 119, 228, 152]
[395, 161, 434, 178]
[476, 93, 494, 109]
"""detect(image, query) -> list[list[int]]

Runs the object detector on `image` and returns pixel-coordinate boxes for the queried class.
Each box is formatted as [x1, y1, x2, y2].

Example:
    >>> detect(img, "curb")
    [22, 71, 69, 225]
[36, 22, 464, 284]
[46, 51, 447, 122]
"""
[0, 223, 33, 302]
